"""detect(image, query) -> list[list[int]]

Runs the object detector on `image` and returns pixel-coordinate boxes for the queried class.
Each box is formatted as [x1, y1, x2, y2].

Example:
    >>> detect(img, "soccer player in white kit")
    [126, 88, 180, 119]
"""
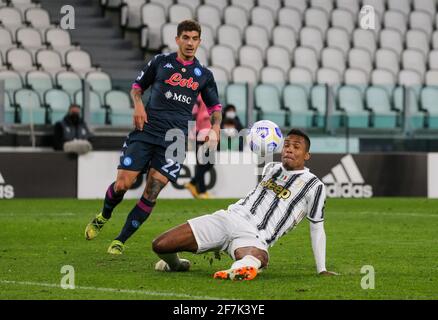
[152, 129, 338, 280]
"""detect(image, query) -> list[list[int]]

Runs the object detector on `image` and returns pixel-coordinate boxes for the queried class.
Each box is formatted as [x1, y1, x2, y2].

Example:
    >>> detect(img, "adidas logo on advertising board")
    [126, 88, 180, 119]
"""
[322, 155, 373, 198]
[0, 171, 14, 199]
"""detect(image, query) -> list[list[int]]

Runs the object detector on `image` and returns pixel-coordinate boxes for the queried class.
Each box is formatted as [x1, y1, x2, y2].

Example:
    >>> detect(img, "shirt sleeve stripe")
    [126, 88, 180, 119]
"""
[206, 104, 222, 115]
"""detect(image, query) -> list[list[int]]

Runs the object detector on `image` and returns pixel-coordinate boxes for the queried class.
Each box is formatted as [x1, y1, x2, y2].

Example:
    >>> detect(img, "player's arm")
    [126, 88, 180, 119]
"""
[208, 110, 222, 146]
[131, 87, 147, 130]
[131, 56, 159, 130]
[200, 71, 222, 148]
[307, 184, 338, 276]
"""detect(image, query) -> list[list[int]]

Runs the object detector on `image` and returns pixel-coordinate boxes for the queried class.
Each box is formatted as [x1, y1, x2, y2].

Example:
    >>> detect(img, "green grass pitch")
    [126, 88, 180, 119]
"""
[0, 198, 437, 300]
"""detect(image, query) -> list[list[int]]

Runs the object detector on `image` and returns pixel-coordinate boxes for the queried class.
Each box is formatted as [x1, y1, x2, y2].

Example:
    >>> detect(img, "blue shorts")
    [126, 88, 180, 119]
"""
[117, 132, 185, 182]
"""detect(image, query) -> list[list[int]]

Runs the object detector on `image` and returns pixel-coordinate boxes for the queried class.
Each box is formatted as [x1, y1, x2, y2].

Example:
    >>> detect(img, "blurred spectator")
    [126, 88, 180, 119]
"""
[222, 104, 243, 131]
[185, 96, 214, 199]
[53, 104, 92, 154]
[220, 118, 244, 151]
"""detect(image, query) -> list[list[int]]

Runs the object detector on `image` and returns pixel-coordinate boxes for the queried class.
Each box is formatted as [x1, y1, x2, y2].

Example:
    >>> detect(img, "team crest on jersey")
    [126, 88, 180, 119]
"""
[165, 73, 199, 90]
[194, 67, 202, 77]
[260, 179, 291, 199]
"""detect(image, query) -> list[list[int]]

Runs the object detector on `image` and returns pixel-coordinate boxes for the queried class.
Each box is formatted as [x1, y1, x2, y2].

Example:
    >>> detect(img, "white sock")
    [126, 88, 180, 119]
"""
[231, 255, 262, 270]
[158, 253, 181, 270]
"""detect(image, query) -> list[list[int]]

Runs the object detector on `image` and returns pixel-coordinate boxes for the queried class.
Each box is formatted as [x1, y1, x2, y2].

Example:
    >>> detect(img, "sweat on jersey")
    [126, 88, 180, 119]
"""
[228, 162, 326, 247]
[132, 52, 222, 146]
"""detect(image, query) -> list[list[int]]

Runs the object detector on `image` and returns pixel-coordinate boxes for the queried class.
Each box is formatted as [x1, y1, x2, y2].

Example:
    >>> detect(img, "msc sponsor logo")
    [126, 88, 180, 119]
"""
[165, 91, 192, 104]
[322, 154, 373, 198]
[164, 73, 199, 90]
[0, 171, 14, 199]
[260, 178, 291, 199]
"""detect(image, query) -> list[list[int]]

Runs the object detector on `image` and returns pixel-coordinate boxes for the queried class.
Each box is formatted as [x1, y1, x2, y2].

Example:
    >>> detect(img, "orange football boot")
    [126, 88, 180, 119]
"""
[213, 266, 258, 281]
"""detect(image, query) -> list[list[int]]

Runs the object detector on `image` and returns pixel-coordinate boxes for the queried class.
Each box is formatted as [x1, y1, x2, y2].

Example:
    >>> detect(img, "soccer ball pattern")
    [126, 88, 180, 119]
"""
[247, 120, 283, 156]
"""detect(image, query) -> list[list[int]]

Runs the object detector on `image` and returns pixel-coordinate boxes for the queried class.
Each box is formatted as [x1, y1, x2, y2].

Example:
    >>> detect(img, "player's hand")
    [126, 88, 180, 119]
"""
[319, 270, 339, 276]
[133, 105, 148, 130]
[204, 125, 220, 150]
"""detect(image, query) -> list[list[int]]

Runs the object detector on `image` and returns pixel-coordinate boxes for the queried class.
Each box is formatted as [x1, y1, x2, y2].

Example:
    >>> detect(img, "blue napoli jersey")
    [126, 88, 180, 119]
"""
[133, 52, 222, 145]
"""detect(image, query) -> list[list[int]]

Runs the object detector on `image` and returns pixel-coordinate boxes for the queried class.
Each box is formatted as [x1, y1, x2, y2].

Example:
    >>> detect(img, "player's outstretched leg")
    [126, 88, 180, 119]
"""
[152, 223, 198, 272]
[85, 170, 138, 240]
[213, 248, 269, 281]
[108, 196, 155, 254]
[108, 168, 168, 254]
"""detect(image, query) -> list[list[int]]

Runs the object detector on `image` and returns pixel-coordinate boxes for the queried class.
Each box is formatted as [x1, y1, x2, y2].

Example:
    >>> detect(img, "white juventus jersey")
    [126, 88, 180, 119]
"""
[228, 162, 326, 247]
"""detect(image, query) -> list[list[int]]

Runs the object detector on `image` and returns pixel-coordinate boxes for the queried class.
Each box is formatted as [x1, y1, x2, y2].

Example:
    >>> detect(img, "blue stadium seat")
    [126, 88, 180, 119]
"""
[225, 83, 247, 127]
[311, 85, 342, 128]
[282, 85, 314, 128]
[74, 90, 107, 125]
[14, 89, 47, 124]
[3, 92, 17, 124]
[105, 90, 132, 126]
[44, 89, 71, 124]
[254, 84, 287, 127]
[394, 86, 426, 130]
[366, 86, 399, 129]
[338, 86, 370, 128]
[421, 86, 438, 129]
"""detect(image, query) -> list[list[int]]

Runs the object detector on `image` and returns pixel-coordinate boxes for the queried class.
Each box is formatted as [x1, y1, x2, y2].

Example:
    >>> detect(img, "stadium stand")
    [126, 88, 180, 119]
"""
[0, 0, 438, 140]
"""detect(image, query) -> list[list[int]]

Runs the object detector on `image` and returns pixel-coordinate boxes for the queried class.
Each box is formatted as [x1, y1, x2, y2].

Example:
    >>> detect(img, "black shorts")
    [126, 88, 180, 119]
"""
[117, 133, 185, 182]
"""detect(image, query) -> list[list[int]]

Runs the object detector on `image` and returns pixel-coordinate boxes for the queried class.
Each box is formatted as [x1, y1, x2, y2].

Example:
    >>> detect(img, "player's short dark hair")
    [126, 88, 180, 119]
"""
[177, 20, 201, 37]
[286, 129, 311, 151]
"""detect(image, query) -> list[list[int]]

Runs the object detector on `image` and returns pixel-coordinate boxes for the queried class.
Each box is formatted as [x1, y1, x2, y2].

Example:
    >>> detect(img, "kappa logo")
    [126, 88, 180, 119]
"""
[0, 171, 15, 199]
[136, 71, 144, 81]
[322, 155, 373, 198]
[164, 63, 174, 69]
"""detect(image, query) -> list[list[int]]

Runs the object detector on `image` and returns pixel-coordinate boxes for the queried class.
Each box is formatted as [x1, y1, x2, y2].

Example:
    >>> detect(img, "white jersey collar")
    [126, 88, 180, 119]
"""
[280, 164, 309, 175]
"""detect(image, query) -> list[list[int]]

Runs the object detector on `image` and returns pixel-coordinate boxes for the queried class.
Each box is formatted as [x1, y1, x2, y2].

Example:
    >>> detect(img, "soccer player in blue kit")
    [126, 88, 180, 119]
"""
[85, 20, 222, 254]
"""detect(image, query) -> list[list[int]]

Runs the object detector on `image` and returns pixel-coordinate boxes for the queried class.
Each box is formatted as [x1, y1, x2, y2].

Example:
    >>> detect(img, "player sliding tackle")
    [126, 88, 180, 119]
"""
[84, 20, 222, 254]
[153, 129, 338, 280]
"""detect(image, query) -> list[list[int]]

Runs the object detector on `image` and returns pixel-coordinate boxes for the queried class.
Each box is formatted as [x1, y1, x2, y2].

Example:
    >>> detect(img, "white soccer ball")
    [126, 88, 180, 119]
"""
[247, 120, 284, 156]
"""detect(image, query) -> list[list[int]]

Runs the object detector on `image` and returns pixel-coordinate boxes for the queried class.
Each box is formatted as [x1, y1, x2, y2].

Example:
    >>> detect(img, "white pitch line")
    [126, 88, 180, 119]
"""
[0, 280, 230, 300]
[0, 212, 76, 217]
[351, 211, 438, 218]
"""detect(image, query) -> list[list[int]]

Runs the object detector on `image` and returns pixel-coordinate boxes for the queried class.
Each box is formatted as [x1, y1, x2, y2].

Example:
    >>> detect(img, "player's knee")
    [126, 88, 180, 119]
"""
[152, 236, 169, 254]
[114, 176, 134, 192]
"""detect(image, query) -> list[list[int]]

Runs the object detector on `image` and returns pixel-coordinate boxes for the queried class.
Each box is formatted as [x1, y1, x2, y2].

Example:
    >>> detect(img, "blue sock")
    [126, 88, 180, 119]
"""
[115, 197, 155, 243]
[102, 182, 125, 219]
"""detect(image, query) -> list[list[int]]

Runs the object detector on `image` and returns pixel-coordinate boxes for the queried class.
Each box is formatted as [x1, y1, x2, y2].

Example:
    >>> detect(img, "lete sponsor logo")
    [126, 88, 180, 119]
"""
[164, 73, 199, 90]
[322, 154, 373, 198]
[0, 171, 15, 199]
